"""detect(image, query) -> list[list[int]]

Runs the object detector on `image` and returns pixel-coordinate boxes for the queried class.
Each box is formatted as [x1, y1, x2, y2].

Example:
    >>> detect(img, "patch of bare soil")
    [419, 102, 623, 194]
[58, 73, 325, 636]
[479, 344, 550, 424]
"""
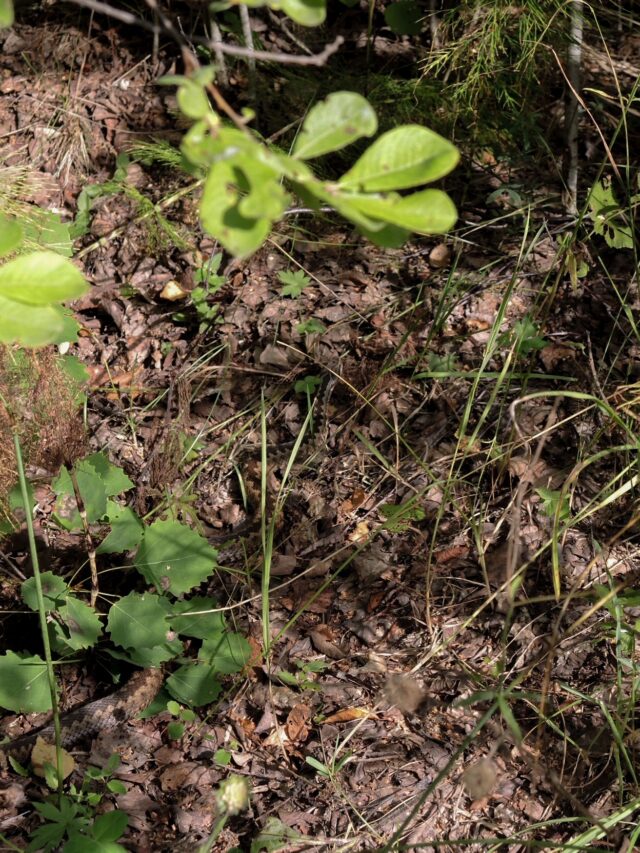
[2, 8, 640, 852]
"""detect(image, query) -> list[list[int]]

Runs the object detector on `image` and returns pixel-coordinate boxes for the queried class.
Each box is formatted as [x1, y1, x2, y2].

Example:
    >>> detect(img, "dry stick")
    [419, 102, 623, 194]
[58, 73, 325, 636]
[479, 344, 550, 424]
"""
[565, 0, 585, 214]
[69, 0, 344, 67]
[68, 468, 99, 608]
[210, 18, 229, 87]
[238, 6, 256, 128]
[551, 46, 621, 183]
[506, 397, 561, 598]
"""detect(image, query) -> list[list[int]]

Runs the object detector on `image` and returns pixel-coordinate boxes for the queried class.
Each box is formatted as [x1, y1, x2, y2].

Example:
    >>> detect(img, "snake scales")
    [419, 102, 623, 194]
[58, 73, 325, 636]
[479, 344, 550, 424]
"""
[0, 668, 163, 767]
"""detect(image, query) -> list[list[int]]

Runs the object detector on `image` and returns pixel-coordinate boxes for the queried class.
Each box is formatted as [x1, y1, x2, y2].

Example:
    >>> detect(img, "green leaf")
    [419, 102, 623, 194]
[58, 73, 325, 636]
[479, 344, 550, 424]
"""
[384, 0, 422, 35]
[587, 177, 634, 249]
[22, 211, 73, 257]
[201, 160, 275, 258]
[52, 310, 83, 346]
[340, 188, 457, 233]
[278, 268, 310, 297]
[21, 572, 69, 611]
[170, 597, 225, 640]
[294, 374, 322, 395]
[279, 0, 325, 26]
[0, 251, 87, 305]
[339, 125, 459, 192]
[251, 816, 302, 853]
[0, 216, 22, 256]
[107, 591, 171, 650]
[199, 631, 252, 674]
[84, 453, 134, 496]
[110, 642, 181, 668]
[197, 135, 292, 258]
[0, 652, 52, 713]
[166, 663, 222, 707]
[356, 220, 409, 248]
[297, 318, 326, 335]
[91, 810, 128, 843]
[97, 506, 144, 554]
[0, 0, 14, 27]
[214, 748, 232, 766]
[293, 92, 377, 160]
[52, 461, 108, 530]
[167, 721, 185, 739]
[0, 295, 66, 346]
[134, 519, 218, 596]
[56, 596, 103, 650]
[177, 79, 211, 120]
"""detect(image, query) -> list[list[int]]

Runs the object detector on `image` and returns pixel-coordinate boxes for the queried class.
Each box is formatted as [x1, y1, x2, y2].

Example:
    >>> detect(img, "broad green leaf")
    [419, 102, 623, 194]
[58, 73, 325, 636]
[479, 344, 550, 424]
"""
[341, 188, 458, 233]
[339, 125, 459, 191]
[269, 151, 314, 183]
[22, 212, 73, 257]
[0, 251, 87, 305]
[50, 307, 82, 345]
[236, 154, 289, 221]
[21, 572, 69, 611]
[134, 519, 218, 596]
[107, 591, 171, 650]
[177, 79, 211, 120]
[0, 652, 52, 713]
[279, 0, 325, 26]
[52, 461, 108, 530]
[0, 295, 65, 346]
[302, 179, 384, 231]
[91, 810, 129, 843]
[0, 216, 22, 256]
[293, 92, 377, 160]
[55, 596, 103, 650]
[166, 663, 222, 707]
[201, 160, 278, 258]
[200, 631, 252, 673]
[357, 220, 409, 248]
[97, 505, 144, 554]
[0, 0, 14, 27]
[108, 642, 181, 668]
[170, 597, 225, 640]
[385, 0, 422, 35]
[84, 452, 134, 496]
[250, 817, 302, 853]
[587, 177, 634, 249]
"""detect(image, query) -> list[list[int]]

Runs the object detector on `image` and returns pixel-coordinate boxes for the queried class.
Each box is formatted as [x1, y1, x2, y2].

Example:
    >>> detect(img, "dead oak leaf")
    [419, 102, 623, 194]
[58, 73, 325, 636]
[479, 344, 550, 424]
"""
[285, 704, 312, 744]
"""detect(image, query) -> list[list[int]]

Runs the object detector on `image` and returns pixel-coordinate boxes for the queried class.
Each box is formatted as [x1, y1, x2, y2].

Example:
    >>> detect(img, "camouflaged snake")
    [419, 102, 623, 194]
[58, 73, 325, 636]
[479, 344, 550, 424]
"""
[0, 668, 163, 767]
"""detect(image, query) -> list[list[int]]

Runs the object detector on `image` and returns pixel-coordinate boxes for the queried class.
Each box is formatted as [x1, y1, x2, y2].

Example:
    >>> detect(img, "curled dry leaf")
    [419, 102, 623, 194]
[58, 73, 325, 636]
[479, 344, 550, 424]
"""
[159, 280, 189, 301]
[323, 707, 375, 724]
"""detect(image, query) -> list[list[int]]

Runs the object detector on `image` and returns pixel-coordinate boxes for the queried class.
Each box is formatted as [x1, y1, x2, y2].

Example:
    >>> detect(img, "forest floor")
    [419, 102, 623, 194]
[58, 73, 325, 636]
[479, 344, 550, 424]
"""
[1, 6, 640, 852]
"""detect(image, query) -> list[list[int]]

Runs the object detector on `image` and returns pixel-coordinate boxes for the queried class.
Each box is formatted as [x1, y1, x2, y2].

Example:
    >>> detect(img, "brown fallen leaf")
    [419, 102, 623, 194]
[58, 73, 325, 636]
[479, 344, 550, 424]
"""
[285, 704, 311, 744]
[31, 737, 75, 780]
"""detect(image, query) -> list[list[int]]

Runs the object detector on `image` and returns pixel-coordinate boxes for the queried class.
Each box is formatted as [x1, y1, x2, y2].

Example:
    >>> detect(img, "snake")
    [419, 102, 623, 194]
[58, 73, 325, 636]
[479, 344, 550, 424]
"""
[0, 668, 163, 767]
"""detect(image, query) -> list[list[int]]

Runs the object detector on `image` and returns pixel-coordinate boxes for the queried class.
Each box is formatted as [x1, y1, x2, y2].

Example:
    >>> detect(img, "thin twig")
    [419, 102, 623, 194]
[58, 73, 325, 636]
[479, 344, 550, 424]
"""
[69, 467, 99, 608]
[69, 0, 344, 67]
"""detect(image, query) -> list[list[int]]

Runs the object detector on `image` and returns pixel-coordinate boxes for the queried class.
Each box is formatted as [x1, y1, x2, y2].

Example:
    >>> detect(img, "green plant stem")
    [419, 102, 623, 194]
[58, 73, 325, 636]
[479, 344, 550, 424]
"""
[13, 433, 63, 794]
[0, 833, 23, 852]
[196, 814, 227, 853]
